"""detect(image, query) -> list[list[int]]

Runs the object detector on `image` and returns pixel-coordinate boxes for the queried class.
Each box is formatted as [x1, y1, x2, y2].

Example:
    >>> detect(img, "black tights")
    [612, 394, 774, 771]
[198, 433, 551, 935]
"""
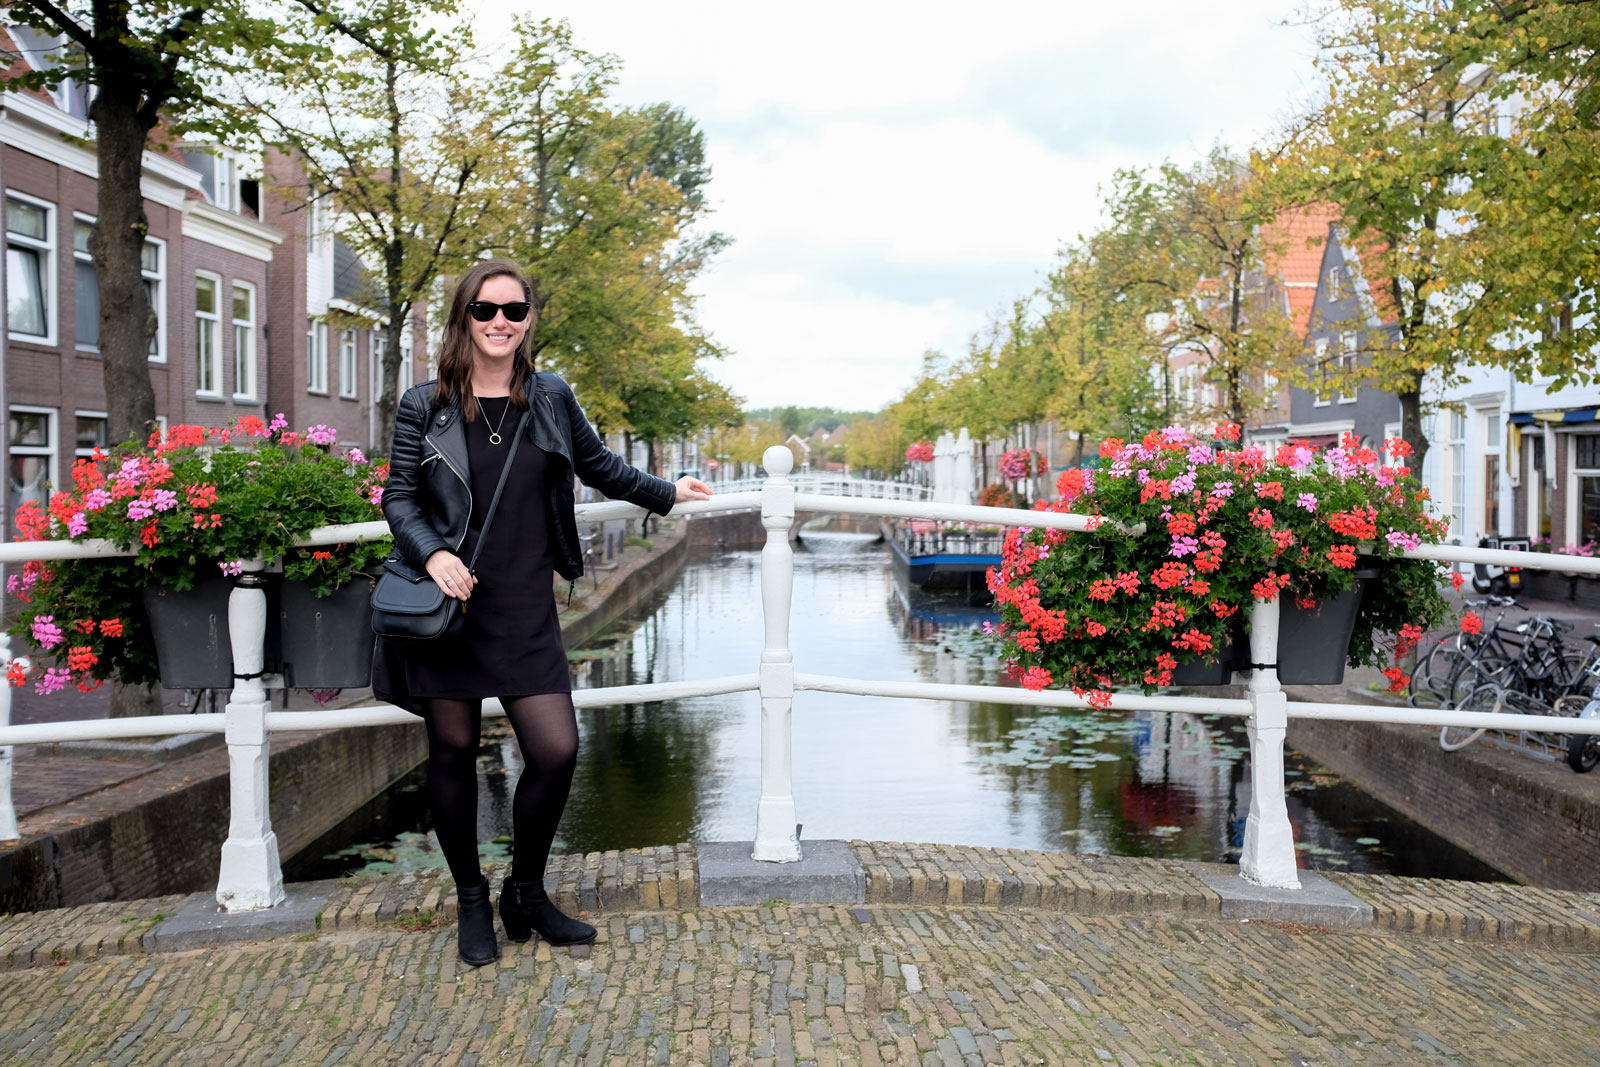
[423, 694, 579, 889]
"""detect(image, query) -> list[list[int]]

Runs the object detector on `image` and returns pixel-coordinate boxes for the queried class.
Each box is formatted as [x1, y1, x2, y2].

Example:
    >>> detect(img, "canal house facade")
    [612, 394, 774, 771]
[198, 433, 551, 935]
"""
[0, 28, 432, 529]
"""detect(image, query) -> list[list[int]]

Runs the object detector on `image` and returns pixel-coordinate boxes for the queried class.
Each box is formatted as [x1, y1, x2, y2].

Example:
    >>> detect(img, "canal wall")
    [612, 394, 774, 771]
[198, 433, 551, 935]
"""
[4, 721, 427, 911]
[1286, 716, 1600, 891]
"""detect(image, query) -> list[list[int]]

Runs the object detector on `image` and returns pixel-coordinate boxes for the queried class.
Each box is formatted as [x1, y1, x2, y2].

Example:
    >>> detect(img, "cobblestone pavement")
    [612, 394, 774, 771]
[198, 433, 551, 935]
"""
[3, 902, 1599, 1066]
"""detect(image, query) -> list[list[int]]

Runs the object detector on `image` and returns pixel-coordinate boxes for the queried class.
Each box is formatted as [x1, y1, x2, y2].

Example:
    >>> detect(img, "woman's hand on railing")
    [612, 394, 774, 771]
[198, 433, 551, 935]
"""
[675, 476, 713, 503]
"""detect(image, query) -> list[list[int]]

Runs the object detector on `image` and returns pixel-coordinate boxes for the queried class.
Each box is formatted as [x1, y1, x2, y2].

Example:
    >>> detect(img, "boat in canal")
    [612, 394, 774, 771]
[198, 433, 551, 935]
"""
[887, 518, 1004, 592]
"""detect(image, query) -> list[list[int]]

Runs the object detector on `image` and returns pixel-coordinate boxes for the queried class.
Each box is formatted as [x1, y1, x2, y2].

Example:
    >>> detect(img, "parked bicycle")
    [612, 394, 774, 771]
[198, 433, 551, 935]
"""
[1408, 597, 1600, 753]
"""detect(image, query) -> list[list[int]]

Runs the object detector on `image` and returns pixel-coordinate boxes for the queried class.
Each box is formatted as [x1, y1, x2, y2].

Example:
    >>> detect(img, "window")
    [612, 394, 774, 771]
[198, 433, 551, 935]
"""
[232, 283, 256, 400]
[143, 238, 165, 362]
[1449, 410, 1467, 537]
[8, 407, 54, 537]
[1337, 332, 1358, 403]
[1311, 337, 1330, 406]
[1577, 435, 1600, 469]
[195, 275, 221, 396]
[307, 319, 327, 393]
[400, 324, 414, 388]
[339, 328, 358, 398]
[74, 412, 107, 457]
[7, 194, 53, 341]
[72, 217, 98, 349]
[72, 219, 162, 359]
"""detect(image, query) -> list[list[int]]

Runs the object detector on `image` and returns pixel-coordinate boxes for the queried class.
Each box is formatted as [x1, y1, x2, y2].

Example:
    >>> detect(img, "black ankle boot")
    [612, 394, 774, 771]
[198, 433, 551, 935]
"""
[455, 879, 498, 966]
[499, 881, 597, 946]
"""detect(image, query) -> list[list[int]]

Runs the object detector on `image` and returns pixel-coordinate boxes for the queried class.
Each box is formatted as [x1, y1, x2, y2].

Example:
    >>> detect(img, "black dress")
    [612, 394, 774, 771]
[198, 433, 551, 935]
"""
[375, 396, 572, 704]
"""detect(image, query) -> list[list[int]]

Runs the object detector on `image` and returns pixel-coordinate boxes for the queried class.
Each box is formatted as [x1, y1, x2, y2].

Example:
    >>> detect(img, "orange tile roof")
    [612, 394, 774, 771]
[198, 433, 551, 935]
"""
[1261, 203, 1338, 333]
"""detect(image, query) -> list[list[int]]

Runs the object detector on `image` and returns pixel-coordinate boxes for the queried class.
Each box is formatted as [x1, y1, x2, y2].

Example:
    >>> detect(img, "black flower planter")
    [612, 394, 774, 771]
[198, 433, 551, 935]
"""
[1166, 567, 1381, 687]
[277, 574, 378, 690]
[142, 577, 238, 690]
[1170, 635, 1239, 686]
[143, 575, 372, 690]
[1275, 567, 1380, 685]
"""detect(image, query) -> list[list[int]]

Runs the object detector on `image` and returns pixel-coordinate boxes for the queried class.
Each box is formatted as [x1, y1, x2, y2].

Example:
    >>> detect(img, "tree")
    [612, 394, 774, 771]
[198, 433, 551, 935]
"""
[1285, 0, 1600, 467]
[3, 0, 274, 445]
[1036, 241, 1163, 463]
[1100, 146, 1306, 429]
[239, 0, 508, 453]
[491, 19, 730, 438]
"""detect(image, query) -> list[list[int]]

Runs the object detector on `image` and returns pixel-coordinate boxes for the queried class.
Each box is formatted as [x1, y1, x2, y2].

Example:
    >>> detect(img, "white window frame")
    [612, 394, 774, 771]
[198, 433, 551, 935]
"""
[194, 272, 223, 398]
[6, 191, 57, 346]
[339, 327, 358, 399]
[143, 236, 166, 363]
[8, 404, 57, 535]
[231, 281, 257, 401]
[1449, 409, 1467, 539]
[400, 324, 414, 388]
[1337, 332, 1358, 404]
[73, 409, 107, 458]
[71, 212, 97, 352]
[1311, 337, 1330, 407]
[307, 319, 328, 394]
[1480, 408, 1504, 537]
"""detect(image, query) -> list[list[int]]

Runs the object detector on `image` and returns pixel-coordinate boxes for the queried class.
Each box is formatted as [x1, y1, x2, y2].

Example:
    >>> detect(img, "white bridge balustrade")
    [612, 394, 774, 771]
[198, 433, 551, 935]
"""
[2, 444, 1600, 906]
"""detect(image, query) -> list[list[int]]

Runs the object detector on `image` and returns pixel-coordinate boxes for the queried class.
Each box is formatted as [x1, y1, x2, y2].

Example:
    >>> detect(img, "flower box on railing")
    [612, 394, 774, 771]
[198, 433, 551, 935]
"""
[989, 424, 1451, 702]
[8, 415, 389, 697]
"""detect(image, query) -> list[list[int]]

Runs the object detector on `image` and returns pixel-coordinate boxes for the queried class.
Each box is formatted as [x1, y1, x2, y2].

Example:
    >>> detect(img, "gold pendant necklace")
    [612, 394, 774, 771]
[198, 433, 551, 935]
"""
[484, 396, 512, 445]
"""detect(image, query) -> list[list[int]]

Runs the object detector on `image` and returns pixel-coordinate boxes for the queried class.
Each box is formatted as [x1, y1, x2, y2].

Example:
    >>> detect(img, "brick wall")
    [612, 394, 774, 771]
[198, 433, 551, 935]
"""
[8, 721, 427, 910]
[1287, 717, 1600, 890]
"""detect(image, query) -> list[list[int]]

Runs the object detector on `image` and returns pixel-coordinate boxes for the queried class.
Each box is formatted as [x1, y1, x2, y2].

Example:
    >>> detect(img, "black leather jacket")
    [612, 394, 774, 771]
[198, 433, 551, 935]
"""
[383, 372, 676, 581]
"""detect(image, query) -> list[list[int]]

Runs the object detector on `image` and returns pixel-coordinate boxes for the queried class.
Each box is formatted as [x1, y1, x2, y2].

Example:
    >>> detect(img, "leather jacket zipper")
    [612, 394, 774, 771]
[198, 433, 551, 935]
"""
[423, 435, 472, 551]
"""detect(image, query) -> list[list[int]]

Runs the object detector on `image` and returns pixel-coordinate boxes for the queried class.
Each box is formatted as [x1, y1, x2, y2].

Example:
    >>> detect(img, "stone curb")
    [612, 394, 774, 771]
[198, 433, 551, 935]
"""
[3, 840, 1600, 971]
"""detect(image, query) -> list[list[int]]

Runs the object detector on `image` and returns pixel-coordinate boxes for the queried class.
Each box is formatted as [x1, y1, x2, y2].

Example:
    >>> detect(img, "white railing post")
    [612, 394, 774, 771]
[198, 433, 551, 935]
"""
[215, 560, 285, 910]
[753, 445, 800, 862]
[1239, 597, 1301, 888]
[0, 635, 20, 841]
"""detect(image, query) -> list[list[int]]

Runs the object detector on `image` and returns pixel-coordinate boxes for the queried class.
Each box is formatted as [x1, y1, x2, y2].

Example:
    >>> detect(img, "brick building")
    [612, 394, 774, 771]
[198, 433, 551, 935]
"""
[0, 27, 428, 532]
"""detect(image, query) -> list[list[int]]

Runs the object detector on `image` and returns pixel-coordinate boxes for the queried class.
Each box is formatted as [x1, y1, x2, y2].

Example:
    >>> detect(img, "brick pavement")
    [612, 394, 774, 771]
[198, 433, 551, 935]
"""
[2, 843, 1600, 1063]
[3, 898, 1600, 1065]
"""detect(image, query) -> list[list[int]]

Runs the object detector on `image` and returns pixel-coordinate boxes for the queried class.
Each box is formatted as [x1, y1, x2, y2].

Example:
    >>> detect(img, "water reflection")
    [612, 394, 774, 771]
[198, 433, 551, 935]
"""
[283, 530, 1506, 883]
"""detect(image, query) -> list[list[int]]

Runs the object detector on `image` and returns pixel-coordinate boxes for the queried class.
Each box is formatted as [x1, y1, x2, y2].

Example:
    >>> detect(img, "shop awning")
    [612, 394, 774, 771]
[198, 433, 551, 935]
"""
[1509, 409, 1598, 425]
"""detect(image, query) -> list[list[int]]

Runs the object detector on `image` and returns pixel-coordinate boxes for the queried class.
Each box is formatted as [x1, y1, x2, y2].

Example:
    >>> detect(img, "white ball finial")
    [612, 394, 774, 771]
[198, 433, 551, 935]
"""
[763, 444, 794, 476]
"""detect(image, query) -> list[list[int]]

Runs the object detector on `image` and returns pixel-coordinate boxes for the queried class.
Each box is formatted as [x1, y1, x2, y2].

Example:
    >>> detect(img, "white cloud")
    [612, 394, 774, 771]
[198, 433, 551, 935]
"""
[698, 271, 974, 409]
[466, 0, 1322, 413]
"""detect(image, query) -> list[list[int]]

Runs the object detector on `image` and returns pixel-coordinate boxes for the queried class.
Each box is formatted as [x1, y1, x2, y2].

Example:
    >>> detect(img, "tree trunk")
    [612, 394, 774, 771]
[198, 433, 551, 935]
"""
[88, 90, 158, 446]
[375, 313, 409, 455]
[1399, 374, 1429, 475]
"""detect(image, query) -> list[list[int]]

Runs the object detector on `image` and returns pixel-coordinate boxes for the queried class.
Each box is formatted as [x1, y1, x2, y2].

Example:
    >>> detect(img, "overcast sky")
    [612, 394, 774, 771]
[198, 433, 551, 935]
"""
[468, 2, 1323, 412]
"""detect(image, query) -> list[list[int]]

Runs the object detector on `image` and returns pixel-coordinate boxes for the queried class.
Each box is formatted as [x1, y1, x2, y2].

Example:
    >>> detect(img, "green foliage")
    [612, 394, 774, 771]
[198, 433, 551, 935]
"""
[491, 19, 735, 440]
[744, 407, 869, 436]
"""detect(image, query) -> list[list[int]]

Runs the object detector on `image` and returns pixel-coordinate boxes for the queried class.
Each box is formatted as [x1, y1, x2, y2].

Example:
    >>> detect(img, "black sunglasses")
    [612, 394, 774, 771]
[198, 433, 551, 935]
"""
[466, 300, 532, 323]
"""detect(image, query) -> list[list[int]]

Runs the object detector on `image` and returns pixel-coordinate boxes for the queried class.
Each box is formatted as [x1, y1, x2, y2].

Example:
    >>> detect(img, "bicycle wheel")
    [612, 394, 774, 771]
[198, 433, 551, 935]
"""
[1441, 683, 1501, 751]
[1570, 731, 1600, 773]
[1408, 639, 1462, 707]
[1445, 654, 1511, 708]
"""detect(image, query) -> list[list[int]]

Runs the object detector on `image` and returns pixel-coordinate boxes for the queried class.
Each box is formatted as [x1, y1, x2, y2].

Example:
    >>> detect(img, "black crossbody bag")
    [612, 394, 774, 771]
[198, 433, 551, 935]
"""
[370, 407, 530, 645]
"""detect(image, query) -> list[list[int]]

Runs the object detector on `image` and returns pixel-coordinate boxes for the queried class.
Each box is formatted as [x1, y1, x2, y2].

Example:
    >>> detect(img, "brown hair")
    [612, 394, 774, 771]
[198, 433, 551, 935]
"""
[432, 258, 537, 420]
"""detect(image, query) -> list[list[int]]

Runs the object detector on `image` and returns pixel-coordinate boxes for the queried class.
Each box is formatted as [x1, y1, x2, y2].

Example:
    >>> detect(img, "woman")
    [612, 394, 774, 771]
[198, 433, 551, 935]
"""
[375, 258, 712, 966]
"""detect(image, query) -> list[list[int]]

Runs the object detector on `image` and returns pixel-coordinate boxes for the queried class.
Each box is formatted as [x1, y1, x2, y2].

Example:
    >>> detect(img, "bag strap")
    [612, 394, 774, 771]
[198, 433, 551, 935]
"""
[465, 407, 531, 573]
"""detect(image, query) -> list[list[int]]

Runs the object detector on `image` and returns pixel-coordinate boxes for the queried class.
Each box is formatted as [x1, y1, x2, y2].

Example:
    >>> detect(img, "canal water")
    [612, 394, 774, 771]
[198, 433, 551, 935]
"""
[283, 529, 1507, 883]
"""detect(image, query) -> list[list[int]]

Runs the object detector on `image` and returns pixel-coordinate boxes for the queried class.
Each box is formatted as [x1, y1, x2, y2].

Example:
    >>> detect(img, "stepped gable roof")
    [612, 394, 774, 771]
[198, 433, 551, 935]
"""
[1261, 203, 1338, 334]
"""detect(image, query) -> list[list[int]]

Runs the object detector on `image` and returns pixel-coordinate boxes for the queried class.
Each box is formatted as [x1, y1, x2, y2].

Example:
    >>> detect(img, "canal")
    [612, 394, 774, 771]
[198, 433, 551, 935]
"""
[283, 529, 1506, 883]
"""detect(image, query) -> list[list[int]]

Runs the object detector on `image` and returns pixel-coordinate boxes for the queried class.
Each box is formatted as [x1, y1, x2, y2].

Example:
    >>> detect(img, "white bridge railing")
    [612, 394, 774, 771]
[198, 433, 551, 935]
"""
[2, 444, 1599, 909]
[709, 473, 932, 502]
